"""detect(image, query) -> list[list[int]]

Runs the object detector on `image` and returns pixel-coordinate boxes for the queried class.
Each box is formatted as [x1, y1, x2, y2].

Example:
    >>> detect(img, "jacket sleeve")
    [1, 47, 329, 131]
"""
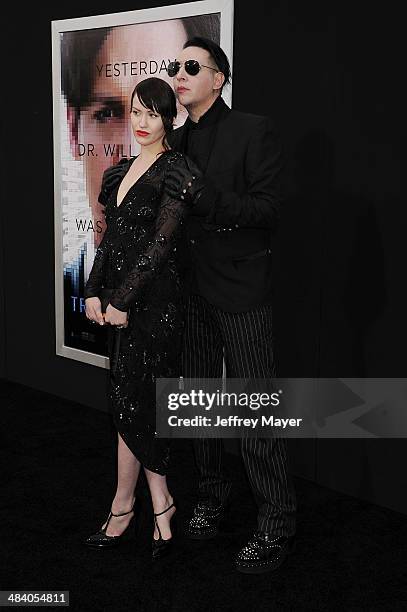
[193, 116, 284, 230]
[108, 159, 188, 312]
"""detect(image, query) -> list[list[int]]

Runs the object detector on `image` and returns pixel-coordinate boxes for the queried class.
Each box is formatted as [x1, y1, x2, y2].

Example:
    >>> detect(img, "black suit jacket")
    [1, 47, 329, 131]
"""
[168, 98, 284, 312]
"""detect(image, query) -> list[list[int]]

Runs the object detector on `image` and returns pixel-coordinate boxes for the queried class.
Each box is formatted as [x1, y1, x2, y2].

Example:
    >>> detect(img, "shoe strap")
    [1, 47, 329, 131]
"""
[154, 502, 174, 517]
[153, 503, 175, 541]
[102, 502, 135, 532]
[103, 511, 114, 532]
[110, 506, 134, 517]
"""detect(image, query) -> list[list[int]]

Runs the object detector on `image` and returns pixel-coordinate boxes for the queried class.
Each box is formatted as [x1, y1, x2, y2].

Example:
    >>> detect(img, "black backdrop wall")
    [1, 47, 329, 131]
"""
[0, 1, 405, 512]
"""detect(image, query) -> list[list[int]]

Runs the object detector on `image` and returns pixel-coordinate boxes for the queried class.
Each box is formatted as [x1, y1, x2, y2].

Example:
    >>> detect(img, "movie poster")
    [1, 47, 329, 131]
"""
[52, 1, 233, 367]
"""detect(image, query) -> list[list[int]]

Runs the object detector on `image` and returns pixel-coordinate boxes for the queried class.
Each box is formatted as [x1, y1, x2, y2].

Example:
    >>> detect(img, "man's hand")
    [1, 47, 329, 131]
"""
[165, 157, 206, 206]
[85, 297, 104, 325]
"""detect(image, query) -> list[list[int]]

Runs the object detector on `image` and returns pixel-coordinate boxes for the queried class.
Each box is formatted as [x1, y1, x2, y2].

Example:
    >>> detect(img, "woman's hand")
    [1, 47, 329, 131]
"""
[104, 304, 129, 328]
[85, 297, 104, 325]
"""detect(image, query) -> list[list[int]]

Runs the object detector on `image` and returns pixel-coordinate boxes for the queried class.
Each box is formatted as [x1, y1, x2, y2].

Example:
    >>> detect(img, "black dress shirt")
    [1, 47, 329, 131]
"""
[183, 95, 228, 174]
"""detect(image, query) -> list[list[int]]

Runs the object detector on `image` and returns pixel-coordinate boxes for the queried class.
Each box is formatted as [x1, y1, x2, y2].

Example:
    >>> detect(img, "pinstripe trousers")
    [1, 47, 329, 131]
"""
[182, 294, 296, 536]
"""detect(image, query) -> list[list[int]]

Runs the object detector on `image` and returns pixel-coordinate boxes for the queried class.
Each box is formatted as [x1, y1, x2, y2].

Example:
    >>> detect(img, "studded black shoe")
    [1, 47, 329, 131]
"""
[186, 499, 227, 540]
[235, 533, 295, 574]
[151, 501, 177, 560]
[84, 498, 138, 548]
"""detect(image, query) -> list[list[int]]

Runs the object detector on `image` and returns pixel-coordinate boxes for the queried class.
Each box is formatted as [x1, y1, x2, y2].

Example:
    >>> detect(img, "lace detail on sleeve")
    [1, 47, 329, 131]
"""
[109, 185, 187, 312]
[83, 222, 112, 299]
[85, 157, 134, 298]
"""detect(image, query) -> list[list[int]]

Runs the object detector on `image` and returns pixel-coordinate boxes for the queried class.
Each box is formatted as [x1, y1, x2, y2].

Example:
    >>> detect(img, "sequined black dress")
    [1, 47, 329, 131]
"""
[84, 151, 189, 475]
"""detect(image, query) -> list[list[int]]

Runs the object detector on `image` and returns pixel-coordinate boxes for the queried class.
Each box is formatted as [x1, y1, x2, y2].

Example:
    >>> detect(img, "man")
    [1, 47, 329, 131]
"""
[165, 37, 296, 574]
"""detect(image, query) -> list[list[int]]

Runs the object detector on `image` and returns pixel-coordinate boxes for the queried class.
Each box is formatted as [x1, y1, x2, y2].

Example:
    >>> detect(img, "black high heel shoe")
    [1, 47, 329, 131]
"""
[84, 498, 138, 548]
[151, 501, 177, 560]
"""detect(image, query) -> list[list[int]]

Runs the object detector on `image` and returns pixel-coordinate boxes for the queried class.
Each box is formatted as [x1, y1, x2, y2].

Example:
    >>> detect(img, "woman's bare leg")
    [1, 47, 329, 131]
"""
[102, 433, 141, 536]
[144, 468, 176, 540]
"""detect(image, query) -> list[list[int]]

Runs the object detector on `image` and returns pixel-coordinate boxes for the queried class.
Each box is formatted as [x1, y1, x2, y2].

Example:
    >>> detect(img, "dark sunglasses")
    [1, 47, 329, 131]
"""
[167, 60, 219, 77]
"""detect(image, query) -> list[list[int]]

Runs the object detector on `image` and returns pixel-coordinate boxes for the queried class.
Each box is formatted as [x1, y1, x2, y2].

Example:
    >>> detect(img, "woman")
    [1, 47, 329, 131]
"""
[83, 77, 199, 559]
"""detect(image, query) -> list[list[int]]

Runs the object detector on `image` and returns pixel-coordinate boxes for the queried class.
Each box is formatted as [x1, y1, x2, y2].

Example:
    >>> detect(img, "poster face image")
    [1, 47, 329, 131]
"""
[52, 3, 233, 367]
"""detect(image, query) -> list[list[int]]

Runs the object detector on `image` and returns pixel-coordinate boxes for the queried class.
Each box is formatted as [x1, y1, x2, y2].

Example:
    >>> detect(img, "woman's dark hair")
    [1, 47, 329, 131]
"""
[131, 77, 177, 151]
[183, 36, 231, 91]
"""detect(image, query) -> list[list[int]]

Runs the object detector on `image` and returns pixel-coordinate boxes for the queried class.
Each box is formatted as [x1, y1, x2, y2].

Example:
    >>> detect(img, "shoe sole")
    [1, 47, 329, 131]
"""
[235, 554, 286, 574]
[235, 540, 295, 574]
[83, 530, 136, 548]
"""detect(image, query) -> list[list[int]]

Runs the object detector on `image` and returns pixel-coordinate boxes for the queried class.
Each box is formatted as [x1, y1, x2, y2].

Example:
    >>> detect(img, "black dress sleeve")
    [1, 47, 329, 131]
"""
[98, 157, 133, 206]
[109, 155, 189, 313]
[84, 158, 132, 299]
[83, 224, 112, 299]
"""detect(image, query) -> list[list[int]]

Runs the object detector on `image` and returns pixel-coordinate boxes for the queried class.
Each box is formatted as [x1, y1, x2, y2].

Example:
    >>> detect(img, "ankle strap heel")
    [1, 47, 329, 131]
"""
[153, 502, 175, 541]
[152, 501, 177, 560]
[103, 502, 135, 533]
[84, 498, 137, 548]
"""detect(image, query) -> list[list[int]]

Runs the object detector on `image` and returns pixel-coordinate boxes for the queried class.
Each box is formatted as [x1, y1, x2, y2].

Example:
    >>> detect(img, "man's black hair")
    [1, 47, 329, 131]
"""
[183, 36, 231, 91]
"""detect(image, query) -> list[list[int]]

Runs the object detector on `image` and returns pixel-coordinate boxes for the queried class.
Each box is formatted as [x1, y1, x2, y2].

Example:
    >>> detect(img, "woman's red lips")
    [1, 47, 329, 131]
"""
[136, 130, 149, 136]
[177, 87, 188, 93]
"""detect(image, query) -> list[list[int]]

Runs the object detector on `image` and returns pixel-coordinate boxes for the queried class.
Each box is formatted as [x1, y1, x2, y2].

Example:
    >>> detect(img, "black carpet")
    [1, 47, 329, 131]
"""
[1, 378, 406, 611]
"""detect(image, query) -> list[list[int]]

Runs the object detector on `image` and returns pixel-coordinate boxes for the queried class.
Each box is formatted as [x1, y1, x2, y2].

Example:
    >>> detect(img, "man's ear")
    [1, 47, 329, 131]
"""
[67, 106, 81, 160]
[213, 71, 225, 92]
